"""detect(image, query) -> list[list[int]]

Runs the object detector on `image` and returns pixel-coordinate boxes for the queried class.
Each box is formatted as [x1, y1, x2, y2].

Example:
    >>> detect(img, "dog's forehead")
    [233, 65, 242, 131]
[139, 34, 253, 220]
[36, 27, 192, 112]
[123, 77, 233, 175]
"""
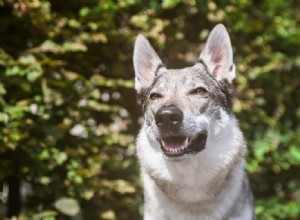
[153, 64, 213, 91]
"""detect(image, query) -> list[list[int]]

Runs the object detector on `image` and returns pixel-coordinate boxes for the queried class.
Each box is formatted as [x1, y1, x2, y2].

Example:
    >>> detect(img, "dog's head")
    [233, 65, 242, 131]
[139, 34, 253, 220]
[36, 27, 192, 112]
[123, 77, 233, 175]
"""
[133, 24, 236, 161]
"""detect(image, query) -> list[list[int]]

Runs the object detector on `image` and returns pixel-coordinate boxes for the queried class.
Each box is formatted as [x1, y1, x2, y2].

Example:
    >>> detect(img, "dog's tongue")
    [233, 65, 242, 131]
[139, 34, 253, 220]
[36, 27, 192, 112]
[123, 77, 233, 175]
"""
[162, 137, 189, 151]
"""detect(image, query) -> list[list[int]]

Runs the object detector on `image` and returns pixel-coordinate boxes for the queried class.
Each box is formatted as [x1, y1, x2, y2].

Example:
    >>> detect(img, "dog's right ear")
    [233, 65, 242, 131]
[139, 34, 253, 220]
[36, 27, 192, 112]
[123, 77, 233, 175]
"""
[133, 34, 163, 93]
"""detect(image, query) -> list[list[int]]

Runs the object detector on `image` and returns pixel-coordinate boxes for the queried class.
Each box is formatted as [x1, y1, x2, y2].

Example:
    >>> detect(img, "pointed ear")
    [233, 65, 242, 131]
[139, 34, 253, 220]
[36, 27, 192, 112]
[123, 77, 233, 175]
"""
[133, 34, 163, 92]
[199, 24, 236, 83]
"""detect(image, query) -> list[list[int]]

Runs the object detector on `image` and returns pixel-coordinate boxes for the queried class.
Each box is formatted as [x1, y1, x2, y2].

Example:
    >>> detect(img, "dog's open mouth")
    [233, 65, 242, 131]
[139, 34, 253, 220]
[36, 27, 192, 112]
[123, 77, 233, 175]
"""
[160, 133, 207, 160]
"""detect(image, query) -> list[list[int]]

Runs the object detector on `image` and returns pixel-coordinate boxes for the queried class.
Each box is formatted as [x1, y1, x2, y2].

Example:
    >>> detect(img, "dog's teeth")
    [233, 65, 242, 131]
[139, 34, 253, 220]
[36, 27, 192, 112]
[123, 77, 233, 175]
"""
[161, 137, 190, 154]
[184, 137, 189, 148]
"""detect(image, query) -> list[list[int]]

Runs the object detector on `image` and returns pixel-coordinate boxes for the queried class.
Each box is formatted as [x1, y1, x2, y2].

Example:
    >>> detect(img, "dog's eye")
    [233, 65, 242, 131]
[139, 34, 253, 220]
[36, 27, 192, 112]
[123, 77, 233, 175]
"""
[190, 87, 209, 96]
[149, 93, 162, 100]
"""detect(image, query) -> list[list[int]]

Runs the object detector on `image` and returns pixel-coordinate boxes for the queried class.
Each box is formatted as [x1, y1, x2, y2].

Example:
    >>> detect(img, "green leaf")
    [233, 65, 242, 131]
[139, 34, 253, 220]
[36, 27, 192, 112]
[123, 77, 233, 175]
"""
[62, 41, 87, 52]
[0, 113, 9, 123]
[19, 54, 37, 65]
[162, 0, 181, 8]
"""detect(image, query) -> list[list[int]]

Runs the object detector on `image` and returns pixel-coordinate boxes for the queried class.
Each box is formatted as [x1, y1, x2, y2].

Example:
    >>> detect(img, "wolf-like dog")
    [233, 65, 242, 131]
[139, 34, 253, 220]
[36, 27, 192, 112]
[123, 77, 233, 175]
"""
[133, 24, 255, 220]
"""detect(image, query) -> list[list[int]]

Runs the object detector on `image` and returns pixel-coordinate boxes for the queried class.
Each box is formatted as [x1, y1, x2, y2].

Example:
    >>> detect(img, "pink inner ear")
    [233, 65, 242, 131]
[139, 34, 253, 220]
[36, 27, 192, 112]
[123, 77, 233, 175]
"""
[141, 72, 154, 87]
[140, 60, 155, 87]
[211, 49, 223, 63]
[141, 59, 152, 73]
[212, 64, 223, 78]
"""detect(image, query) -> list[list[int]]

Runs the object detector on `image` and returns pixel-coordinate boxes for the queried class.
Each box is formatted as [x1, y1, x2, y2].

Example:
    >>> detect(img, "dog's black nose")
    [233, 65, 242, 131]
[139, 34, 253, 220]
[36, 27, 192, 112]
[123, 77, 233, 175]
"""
[155, 105, 183, 128]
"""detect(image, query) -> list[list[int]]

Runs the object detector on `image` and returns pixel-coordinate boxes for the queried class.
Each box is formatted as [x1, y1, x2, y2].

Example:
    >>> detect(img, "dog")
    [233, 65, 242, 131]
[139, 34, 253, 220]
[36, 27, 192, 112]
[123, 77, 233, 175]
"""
[133, 24, 255, 220]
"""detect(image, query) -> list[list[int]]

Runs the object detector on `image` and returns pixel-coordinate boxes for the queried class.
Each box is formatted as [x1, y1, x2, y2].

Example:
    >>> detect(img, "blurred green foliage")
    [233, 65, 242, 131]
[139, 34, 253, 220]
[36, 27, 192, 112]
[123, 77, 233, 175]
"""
[0, 0, 299, 219]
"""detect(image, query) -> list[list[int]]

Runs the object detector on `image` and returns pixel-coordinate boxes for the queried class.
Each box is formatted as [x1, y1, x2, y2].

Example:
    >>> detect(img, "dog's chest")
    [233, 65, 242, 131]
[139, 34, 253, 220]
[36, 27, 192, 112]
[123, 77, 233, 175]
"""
[145, 157, 229, 203]
[144, 171, 228, 220]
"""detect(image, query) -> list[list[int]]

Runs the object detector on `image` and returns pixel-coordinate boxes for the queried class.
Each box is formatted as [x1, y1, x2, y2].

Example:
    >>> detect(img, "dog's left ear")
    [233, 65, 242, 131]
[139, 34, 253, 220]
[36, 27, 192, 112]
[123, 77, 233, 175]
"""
[199, 24, 235, 83]
[133, 34, 164, 93]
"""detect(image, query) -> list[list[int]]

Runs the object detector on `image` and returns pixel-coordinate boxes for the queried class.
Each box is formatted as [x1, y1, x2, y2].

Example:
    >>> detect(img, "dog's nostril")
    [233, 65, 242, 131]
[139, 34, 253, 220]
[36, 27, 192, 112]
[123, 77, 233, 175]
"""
[169, 114, 181, 124]
[155, 116, 163, 126]
[155, 105, 183, 128]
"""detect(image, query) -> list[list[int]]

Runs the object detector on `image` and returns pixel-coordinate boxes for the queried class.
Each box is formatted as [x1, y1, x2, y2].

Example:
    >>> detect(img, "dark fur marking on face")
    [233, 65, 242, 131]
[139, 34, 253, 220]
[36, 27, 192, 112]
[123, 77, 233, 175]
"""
[197, 59, 234, 113]
[154, 64, 164, 76]
[137, 87, 151, 111]
[197, 59, 209, 73]
[198, 101, 210, 115]
[137, 73, 165, 113]
[218, 80, 234, 112]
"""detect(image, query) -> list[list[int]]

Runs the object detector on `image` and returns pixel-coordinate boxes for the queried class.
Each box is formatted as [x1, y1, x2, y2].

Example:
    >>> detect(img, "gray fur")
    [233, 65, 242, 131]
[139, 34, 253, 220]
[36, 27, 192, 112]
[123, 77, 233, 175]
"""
[134, 24, 255, 220]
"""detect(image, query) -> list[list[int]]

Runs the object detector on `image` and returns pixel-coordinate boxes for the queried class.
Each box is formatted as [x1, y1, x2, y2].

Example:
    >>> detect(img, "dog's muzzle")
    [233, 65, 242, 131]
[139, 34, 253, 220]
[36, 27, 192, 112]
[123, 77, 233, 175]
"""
[155, 105, 207, 160]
